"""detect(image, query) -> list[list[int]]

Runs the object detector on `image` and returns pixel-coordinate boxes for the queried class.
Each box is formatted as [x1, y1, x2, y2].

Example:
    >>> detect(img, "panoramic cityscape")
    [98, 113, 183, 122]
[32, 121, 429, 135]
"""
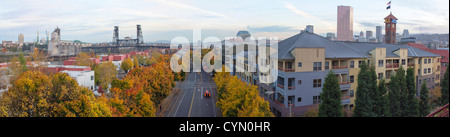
[0, 0, 448, 121]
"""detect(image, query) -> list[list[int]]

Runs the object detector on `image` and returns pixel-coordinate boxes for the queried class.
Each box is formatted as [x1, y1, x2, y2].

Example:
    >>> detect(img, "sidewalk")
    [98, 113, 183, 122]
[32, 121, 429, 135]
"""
[155, 73, 188, 117]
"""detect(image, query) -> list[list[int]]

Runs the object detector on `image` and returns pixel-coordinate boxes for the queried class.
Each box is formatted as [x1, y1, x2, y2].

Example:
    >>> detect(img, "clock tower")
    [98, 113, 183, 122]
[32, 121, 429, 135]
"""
[384, 13, 398, 44]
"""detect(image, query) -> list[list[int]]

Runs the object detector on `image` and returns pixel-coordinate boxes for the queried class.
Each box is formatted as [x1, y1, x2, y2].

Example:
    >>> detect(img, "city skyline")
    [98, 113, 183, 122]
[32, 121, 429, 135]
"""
[0, 0, 448, 43]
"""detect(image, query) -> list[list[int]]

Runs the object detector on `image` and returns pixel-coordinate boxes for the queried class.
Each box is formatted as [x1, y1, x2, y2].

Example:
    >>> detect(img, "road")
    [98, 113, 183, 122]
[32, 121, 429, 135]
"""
[162, 68, 219, 117]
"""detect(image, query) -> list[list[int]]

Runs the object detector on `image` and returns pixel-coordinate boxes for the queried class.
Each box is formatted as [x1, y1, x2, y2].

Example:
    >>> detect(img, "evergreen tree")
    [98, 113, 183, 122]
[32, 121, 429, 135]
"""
[419, 82, 430, 117]
[374, 79, 390, 117]
[18, 52, 27, 72]
[318, 71, 343, 117]
[353, 61, 375, 117]
[405, 68, 419, 117]
[388, 73, 402, 117]
[440, 66, 449, 105]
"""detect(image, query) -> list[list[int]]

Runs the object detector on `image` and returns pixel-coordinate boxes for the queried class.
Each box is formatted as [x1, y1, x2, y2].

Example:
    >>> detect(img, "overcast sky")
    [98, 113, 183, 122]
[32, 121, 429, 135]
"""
[0, 0, 448, 43]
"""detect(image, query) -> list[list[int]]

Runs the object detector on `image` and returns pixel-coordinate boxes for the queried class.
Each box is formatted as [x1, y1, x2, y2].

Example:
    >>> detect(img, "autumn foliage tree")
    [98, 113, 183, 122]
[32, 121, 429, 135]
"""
[95, 61, 117, 93]
[0, 71, 112, 117]
[214, 66, 273, 117]
[108, 54, 175, 117]
[121, 57, 134, 73]
[75, 52, 94, 68]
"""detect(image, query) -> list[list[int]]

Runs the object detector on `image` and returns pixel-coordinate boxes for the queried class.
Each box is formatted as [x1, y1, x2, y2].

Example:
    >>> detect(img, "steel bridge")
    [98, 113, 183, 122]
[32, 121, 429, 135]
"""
[82, 45, 170, 54]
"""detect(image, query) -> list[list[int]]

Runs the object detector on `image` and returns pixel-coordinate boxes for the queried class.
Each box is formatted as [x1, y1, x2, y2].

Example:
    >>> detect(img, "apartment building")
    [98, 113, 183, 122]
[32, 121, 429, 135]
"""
[251, 32, 440, 117]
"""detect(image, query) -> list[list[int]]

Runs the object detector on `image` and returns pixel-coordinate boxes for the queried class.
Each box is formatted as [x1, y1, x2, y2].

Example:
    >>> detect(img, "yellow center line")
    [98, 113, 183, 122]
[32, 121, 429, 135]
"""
[188, 87, 196, 117]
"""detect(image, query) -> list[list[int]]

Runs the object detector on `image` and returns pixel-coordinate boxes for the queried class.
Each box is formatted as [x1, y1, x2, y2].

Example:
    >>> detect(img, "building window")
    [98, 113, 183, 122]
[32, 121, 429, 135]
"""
[401, 59, 406, 65]
[350, 90, 354, 97]
[298, 80, 302, 85]
[424, 59, 427, 64]
[313, 96, 321, 104]
[418, 69, 421, 75]
[378, 73, 384, 80]
[437, 74, 440, 79]
[418, 59, 421, 64]
[378, 60, 384, 67]
[350, 76, 355, 83]
[298, 97, 302, 102]
[419, 80, 422, 84]
[424, 69, 427, 74]
[428, 68, 431, 74]
[325, 61, 330, 70]
[288, 96, 295, 105]
[313, 62, 322, 71]
[428, 59, 432, 64]
[91, 76, 94, 81]
[298, 62, 302, 67]
[313, 79, 322, 88]
[350, 61, 355, 68]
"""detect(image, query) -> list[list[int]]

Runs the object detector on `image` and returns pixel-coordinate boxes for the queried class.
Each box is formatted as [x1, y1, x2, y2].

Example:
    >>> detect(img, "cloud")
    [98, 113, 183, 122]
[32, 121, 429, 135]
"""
[247, 25, 296, 33]
[285, 3, 313, 18]
[150, 0, 227, 18]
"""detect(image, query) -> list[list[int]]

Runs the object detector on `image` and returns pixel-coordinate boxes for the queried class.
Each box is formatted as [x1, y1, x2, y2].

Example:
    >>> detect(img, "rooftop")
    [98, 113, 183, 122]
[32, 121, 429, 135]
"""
[276, 32, 440, 60]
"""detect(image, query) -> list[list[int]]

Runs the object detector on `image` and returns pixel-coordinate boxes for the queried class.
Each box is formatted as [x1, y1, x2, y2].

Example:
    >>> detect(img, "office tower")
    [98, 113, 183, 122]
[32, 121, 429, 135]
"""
[337, 6, 354, 41]
[376, 26, 382, 43]
[403, 29, 409, 38]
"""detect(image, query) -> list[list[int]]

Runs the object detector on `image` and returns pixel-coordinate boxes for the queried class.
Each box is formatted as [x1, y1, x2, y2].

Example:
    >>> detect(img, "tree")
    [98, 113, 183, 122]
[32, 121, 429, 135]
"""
[7, 57, 21, 83]
[18, 52, 27, 72]
[302, 107, 319, 117]
[354, 61, 376, 117]
[96, 61, 117, 93]
[146, 49, 162, 66]
[121, 57, 133, 73]
[75, 52, 94, 68]
[318, 71, 343, 117]
[214, 70, 273, 117]
[29, 48, 48, 72]
[405, 68, 419, 117]
[419, 82, 430, 117]
[374, 79, 390, 117]
[389, 66, 407, 117]
[0, 71, 112, 117]
[133, 56, 139, 68]
[440, 66, 449, 105]
[429, 86, 442, 107]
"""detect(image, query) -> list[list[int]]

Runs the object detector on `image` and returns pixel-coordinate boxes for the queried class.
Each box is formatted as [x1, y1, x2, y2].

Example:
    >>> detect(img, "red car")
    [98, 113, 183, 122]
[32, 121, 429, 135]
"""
[204, 90, 211, 97]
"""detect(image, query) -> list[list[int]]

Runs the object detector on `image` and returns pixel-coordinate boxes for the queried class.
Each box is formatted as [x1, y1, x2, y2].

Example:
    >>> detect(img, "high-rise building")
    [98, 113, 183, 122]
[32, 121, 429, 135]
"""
[384, 13, 398, 44]
[376, 26, 382, 43]
[305, 25, 314, 33]
[403, 29, 409, 38]
[326, 33, 336, 40]
[366, 31, 373, 38]
[18, 33, 24, 47]
[337, 6, 354, 41]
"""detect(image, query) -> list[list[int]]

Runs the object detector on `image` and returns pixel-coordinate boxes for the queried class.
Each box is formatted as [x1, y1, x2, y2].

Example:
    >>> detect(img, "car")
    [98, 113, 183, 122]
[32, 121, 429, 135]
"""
[204, 90, 211, 97]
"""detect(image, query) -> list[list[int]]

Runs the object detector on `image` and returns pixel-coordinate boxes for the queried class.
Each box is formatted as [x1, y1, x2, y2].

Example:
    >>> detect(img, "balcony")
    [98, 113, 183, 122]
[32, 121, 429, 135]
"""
[278, 67, 295, 72]
[386, 63, 399, 69]
[288, 86, 295, 90]
[341, 96, 351, 105]
[284, 68, 295, 72]
[332, 66, 348, 69]
[407, 63, 415, 67]
[277, 84, 285, 89]
[339, 81, 350, 85]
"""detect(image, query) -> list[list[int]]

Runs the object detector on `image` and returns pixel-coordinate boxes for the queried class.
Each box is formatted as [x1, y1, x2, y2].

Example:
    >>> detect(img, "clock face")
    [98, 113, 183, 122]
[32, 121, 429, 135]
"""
[385, 19, 397, 23]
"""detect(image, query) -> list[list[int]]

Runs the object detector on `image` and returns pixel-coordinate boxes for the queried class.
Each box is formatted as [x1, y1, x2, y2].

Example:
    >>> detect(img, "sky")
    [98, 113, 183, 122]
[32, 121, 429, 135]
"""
[0, 0, 448, 43]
